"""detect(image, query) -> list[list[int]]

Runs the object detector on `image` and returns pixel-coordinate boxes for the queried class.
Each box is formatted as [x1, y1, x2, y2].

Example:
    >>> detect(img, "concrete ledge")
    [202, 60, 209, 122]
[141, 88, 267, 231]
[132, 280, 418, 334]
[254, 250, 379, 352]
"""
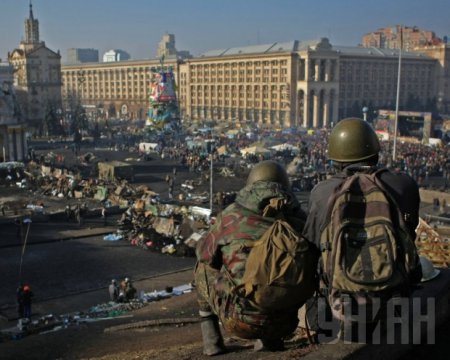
[420, 189, 450, 205]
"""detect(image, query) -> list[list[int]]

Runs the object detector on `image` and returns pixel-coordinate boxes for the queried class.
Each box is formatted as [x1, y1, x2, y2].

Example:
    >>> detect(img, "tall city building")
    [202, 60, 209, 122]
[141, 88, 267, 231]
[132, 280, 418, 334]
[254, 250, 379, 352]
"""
[62, 37, 449, 127]
[362, 25, 443, 50]
[157, 33, 192, 60]
[157, 34, 177, 58]
[8, 2, 62, 131]
[103, 49, 130, 62]
[67, 48, 99, 64]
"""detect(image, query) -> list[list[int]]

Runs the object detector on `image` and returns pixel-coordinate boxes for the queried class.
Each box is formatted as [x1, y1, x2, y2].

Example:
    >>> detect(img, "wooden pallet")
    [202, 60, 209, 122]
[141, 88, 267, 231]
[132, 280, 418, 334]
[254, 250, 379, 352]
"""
[415, 218, 450, 268]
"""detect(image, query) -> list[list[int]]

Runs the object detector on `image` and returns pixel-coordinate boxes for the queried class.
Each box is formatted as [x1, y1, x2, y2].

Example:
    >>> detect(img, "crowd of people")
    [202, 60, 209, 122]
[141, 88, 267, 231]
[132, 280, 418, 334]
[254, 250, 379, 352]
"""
[142, 122, 449, 196]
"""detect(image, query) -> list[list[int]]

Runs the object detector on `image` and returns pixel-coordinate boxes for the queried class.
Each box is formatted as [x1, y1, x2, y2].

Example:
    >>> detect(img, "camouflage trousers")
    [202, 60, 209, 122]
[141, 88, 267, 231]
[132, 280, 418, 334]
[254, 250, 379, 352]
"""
[194, 261, 299, 340]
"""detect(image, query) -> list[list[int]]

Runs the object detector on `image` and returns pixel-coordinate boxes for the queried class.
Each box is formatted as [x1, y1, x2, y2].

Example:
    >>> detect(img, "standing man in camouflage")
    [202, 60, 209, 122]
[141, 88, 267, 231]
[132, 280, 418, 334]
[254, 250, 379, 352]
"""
[194, 161, 311, 355]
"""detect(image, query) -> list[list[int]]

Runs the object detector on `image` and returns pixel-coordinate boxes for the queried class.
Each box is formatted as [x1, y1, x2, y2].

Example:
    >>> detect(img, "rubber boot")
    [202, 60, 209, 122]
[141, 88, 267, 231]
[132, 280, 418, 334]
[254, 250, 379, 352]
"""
[200, 315, 226, 356]
[253, 338, 285, 352]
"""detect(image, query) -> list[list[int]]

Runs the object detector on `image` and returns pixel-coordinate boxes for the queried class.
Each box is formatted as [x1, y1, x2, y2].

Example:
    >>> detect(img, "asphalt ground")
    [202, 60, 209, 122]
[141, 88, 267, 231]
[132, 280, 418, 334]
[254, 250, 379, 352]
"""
[0, 144, 245, 325]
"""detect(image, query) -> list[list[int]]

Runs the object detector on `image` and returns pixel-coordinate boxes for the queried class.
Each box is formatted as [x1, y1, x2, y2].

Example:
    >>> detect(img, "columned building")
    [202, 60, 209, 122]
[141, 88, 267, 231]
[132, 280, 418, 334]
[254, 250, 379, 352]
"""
[8, 2, 62, 131]
[296, 39, 339, 128]
[61, 37, 448, 129]
[178, 39, 339, 129]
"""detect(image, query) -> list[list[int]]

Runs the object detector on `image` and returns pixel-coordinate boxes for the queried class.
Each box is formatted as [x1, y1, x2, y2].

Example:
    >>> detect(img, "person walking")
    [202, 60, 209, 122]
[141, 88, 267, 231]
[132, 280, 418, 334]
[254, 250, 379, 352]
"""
[101, 206, 108, 226]
[194, 160, 317, 355]
[22, 284, 33, 319]
[166, 175, 174, 199]
[108, 279, 119, 302]
[124, 278, 137, 301]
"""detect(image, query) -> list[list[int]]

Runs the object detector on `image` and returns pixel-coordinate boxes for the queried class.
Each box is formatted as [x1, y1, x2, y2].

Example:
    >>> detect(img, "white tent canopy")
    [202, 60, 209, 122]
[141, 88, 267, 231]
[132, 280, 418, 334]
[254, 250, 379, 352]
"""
[270, 143, 300, 153]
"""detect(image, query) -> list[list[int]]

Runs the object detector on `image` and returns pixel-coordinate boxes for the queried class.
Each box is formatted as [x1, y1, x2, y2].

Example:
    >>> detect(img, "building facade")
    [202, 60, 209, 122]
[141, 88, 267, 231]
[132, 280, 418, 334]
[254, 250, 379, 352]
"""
[412, 44, 450, 114]
[61, 38, 449, 129]
[362, 25, 443, 50]
[61, 58, 179, 120]
[0, 63, 28, 161]
[178, 39, 441, 128]
[178, 39, 339, 128]
[67, 48, 99, 64]
[8, 3, 62, 131]
[336, 46, 438, 118]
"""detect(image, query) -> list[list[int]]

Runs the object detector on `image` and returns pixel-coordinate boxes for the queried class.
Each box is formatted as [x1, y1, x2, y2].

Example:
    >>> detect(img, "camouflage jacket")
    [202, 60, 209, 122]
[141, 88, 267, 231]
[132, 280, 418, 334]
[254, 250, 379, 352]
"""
[196, 181, 307, 297]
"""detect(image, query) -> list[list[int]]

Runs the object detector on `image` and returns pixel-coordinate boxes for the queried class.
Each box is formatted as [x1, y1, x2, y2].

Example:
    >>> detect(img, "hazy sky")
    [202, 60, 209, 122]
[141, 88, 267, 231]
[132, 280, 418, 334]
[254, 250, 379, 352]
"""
[0, 0, 449, 63]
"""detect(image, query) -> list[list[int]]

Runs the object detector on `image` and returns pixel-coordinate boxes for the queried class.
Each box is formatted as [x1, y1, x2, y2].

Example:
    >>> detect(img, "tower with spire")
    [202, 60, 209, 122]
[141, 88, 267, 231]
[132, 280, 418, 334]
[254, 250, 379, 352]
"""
[8, 1, 62, 132]
[24, 1, 40, 45]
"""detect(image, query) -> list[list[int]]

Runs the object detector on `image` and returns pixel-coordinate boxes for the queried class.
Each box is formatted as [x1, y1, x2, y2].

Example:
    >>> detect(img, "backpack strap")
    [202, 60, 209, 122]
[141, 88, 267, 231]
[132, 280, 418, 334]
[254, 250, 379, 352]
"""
[370, 168, 407, 229]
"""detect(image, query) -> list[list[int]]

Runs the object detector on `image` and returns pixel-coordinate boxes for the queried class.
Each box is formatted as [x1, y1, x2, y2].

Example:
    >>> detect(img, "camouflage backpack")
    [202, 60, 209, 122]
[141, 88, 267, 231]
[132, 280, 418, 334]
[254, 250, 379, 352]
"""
[320, 168, 419, 319]
[236, 212, 318, 312]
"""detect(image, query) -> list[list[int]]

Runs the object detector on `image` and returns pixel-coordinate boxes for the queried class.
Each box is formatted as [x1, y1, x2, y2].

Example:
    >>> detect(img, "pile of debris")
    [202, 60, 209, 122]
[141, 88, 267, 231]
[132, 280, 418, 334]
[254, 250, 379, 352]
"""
[415, 218, 450, 267]
[113, 200, 211, 257]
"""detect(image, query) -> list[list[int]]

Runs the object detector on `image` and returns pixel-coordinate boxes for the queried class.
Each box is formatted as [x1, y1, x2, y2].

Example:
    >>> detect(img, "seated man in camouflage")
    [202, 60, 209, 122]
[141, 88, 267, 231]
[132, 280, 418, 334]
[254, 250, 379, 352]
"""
[194, 160, 312, 355]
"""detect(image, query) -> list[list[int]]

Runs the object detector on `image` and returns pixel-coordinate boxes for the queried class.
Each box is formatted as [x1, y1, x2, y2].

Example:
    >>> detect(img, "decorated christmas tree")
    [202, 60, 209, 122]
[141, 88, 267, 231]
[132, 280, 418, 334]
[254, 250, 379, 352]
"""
[146, 56, 180, 132]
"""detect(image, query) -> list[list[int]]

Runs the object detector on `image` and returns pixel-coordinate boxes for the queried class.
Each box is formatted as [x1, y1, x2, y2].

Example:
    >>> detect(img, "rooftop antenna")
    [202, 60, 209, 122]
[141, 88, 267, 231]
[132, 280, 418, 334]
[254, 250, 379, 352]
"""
[29, 0, 34, 19]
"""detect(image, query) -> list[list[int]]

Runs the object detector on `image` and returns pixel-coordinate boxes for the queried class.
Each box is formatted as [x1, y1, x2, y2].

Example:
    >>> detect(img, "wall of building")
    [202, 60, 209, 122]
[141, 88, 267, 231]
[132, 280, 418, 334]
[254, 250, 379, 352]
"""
[61, 59, 179, 120]
[61, 40, 447, 129]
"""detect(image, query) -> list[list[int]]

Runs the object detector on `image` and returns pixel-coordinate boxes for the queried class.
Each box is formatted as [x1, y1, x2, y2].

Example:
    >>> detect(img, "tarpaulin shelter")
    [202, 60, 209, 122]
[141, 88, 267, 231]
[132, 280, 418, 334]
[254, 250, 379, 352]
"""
[98, 161, 134, 181]
[94, 186, 108, 201]
[217, 145, 228, 156]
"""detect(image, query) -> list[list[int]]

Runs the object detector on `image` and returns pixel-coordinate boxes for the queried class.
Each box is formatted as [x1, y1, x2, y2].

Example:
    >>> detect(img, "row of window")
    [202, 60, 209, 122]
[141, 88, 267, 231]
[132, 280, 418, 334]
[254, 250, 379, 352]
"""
[189, 60, 288, 69]
[188, 77, 289, 83]
[189, 99, 289, 108]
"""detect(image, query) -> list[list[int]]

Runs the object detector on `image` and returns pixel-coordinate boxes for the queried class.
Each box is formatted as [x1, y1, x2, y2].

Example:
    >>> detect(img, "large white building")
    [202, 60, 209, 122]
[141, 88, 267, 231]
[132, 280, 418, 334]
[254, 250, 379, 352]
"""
[103, 49, 131, 63]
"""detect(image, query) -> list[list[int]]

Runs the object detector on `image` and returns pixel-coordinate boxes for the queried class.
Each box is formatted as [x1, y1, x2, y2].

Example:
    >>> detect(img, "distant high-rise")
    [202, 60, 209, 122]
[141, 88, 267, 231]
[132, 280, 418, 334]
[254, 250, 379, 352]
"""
[362, 25, 443, 50]
[67, 48, 99, 64]
[103, 49, 130, 62]
[157, 33, 192, 59]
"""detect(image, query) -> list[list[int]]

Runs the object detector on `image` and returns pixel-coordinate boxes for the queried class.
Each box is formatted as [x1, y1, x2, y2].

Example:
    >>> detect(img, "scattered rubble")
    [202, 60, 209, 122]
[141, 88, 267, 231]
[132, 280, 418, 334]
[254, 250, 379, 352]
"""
[0, 283, 193, 342]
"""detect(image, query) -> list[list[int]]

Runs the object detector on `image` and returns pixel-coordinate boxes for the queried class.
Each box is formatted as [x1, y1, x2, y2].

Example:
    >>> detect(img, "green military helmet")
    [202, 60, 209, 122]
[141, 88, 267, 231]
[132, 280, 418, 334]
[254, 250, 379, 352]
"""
[328, 117, 380, 162]
[246, 160, 290, 189]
